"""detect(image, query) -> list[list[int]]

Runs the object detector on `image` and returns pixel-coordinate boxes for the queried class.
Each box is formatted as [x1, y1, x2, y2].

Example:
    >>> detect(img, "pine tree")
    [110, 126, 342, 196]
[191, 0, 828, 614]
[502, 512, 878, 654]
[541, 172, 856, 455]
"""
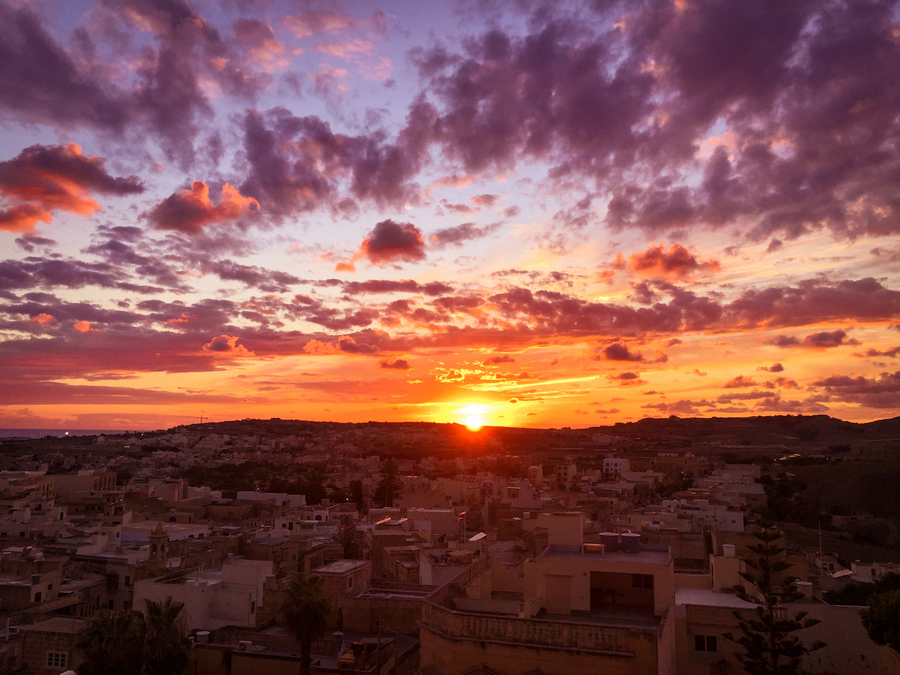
[725, 523, 825, 675]
[374, 459, 400, 508]
[350, 479, 366, 513]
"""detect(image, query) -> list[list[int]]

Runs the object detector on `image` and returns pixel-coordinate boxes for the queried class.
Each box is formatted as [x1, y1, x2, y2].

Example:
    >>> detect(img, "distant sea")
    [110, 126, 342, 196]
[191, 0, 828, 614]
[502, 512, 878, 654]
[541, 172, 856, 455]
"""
[0, 429, 143, 439]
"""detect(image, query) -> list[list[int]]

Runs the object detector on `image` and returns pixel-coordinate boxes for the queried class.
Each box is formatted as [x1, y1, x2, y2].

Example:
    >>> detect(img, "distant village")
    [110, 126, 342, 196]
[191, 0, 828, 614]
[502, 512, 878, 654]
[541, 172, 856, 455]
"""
[0, 417, 898, 675]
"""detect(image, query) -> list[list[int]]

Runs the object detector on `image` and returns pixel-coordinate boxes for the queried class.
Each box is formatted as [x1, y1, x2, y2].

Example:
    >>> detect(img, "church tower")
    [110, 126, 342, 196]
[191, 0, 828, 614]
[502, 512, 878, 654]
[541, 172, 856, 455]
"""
[149, 522, 169, 567]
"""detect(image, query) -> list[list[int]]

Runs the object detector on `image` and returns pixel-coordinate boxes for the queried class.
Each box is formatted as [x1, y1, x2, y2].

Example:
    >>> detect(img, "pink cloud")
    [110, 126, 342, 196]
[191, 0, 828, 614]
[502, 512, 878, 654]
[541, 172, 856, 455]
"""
[283, 11, 356, 38]
[234, 18, 290, 73]
[315, 38, 373, 58]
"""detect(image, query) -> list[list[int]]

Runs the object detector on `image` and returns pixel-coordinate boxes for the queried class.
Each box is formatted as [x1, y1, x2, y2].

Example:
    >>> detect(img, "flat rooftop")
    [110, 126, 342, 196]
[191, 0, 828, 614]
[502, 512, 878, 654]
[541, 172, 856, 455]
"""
[0, 573, 26, 586]
[22, 617, 87, 634]
[675, 588, 757, 609]
[359, 587, 432, 599]
[541, 608, 660, 630]
[540, 544, 672, 566]
[315, 559, 370, 574]
[123, 522, 209, 533]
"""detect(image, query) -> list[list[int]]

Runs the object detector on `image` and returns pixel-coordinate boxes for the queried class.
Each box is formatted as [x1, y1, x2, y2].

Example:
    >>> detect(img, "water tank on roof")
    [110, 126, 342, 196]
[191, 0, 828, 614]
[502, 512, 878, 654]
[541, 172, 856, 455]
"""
[600, 532, 620, 552]
[621, 532, 641, 553]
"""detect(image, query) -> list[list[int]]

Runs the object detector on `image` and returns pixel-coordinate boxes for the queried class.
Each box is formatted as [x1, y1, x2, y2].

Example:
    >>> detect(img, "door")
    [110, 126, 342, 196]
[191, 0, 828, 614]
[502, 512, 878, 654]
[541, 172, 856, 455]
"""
[544, 574, 571, 615]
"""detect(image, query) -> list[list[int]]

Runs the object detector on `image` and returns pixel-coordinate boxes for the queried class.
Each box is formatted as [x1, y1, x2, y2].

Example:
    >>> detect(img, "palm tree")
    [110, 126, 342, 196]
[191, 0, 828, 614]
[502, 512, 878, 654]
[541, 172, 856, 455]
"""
[280, 573, 333, 675]
[140, 597, 190, 675]
[77, 598, 188, 675]
[76, 609, 143, 675]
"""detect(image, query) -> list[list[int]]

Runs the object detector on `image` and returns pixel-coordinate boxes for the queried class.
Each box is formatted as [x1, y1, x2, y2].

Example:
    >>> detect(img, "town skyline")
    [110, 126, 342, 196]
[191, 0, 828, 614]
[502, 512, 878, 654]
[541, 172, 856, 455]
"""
[2, 0, 900, 431]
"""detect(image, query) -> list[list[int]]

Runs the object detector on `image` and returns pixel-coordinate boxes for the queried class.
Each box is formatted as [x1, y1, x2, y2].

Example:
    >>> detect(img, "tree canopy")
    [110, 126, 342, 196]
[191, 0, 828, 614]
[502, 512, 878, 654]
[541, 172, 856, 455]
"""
[281, 573, 333, 675]
[77, 598, 190, 675]
[374, 459, 400, 508]
[861, 587, 900, 652]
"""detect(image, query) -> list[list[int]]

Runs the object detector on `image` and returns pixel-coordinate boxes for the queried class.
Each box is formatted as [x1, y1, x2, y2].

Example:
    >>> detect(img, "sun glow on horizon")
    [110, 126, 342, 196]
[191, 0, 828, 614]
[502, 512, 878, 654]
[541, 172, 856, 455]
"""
[465, 415, 484, 431]
[455, 403, 488, 430]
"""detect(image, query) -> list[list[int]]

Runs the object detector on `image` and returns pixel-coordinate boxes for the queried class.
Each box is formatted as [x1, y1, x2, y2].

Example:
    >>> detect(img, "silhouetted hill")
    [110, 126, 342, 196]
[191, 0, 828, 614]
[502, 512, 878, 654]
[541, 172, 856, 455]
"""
[168, 414, 900, 452]
[600, 414, 900, 445]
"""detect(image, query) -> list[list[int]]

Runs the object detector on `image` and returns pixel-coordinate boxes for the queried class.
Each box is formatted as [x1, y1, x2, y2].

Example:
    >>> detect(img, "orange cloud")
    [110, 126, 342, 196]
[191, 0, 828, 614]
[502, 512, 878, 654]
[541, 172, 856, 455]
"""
[628, 243, 720, 280]
[201, 335, 254, 357]
[302, 339, 338, 354]
[0, 143, 143, 232]
[0, 204, 52, 232]
[337, 219, 426, 271]
[144, 181, 260, 235]
[166, 313, 195, 325]
[73, 321, 102, 333]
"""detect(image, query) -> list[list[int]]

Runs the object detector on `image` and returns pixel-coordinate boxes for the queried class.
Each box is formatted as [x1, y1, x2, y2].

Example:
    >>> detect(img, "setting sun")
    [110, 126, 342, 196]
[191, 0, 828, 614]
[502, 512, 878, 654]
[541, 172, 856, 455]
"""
[465, 416, 484, 431]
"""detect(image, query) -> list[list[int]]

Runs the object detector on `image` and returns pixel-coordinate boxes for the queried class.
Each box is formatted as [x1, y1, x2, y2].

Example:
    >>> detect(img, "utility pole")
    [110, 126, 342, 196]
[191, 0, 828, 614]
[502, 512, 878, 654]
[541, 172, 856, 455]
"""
[464, 477, 468, 539]
[818, 518, 823, 562]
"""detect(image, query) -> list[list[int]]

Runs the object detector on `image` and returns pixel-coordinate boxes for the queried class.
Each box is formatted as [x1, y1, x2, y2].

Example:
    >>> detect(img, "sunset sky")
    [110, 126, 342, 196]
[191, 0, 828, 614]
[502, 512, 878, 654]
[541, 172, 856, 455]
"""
[2, 0, 900, 431]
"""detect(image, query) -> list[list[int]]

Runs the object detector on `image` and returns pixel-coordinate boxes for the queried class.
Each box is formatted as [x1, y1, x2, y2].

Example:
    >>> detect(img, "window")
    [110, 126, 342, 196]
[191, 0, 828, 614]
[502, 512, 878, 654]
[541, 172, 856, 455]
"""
[250, 600, 256, 614]
[348, 577, 353, 589]
[46, 652, 68, 669]
[694, 635, 717, 652]
[632, 574, 654, 588]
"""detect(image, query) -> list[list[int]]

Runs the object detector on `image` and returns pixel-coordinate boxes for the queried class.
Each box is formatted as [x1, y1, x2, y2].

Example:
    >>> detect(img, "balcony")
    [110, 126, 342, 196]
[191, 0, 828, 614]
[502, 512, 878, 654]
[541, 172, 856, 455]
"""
[420, 599, 650, 657]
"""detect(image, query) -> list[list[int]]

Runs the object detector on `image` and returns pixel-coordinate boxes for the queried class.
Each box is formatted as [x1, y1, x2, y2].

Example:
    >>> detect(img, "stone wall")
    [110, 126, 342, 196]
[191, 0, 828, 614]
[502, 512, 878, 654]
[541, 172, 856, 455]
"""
[20, 618, 86, 675]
